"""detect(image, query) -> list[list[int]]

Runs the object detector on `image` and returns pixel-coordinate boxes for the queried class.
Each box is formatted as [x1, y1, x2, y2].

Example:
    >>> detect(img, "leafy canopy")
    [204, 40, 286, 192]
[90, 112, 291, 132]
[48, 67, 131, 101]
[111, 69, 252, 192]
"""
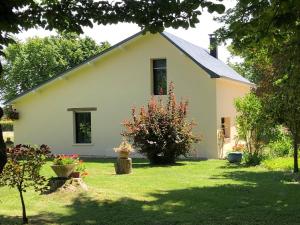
[0, 0, 225, 71]
[0, 33, 110, 102]
[216, 0, 300, 172]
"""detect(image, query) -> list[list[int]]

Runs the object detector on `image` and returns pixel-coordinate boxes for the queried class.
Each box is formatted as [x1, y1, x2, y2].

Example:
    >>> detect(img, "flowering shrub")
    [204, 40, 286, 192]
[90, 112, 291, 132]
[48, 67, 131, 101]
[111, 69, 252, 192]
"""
[0, 144, 51, 224]
[53, 154, 79, 165]
[232, 144, 245, 152]
[122, 82, 200, 164]
[114, 140, 134, 154]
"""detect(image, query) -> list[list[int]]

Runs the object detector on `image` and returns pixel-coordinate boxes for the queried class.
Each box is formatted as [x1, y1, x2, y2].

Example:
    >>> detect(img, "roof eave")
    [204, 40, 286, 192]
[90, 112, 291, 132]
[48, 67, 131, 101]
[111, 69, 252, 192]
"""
[5, 31, 145, 105]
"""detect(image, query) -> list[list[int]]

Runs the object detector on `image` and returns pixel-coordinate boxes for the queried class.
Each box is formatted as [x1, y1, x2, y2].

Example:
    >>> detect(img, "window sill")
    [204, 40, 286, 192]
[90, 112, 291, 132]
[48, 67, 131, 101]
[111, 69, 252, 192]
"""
[72, 143, 94, 146]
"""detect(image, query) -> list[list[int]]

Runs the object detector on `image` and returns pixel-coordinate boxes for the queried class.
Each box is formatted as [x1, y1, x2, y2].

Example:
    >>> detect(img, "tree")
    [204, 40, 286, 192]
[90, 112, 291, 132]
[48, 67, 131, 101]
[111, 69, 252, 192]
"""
[0, 0, 225, 72]
[234, 93, 275, 165]
[0, 33, 110, 101]
[0, 107, 7, 173]
[122, 82, 200, 164]
[216, 0, 300, 172]
[0, 144, 51, 224]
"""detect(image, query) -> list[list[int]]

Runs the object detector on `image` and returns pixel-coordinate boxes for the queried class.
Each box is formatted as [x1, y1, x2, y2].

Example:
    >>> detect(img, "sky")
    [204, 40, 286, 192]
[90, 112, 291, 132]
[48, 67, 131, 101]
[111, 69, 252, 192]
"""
[17, 0, 237, 63]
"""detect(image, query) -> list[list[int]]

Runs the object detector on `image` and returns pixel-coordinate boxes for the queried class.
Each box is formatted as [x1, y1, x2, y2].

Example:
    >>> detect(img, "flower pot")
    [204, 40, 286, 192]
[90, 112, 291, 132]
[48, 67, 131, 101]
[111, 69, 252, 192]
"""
[51, 164, 76, 178]
[70, 171, 80, 178]
[227, 152, 243, 163]
[7, 111, 19, 120]
[118, 151, 129, 159]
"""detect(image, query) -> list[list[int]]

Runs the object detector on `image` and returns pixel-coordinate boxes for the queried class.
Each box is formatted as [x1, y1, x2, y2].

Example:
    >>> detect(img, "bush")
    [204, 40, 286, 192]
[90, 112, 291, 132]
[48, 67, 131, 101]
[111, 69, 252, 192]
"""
[263, 157, 297, 171]
[122, 82, 200, 165]
[243, 152, 264, 166]
[267, 127, 293, 157]
[235, 93, 276, 165]
[0, 120, 13, 131]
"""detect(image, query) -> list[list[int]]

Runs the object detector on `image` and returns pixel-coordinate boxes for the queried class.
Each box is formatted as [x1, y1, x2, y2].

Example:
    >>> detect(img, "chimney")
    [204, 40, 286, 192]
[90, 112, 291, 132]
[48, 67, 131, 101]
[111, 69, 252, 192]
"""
[209, 34, 218, 58]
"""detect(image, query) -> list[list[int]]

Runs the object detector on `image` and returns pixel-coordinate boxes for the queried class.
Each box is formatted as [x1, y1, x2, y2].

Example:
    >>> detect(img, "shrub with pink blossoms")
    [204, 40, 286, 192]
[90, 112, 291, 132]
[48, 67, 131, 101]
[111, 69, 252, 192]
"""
[122, 82, 200, 164]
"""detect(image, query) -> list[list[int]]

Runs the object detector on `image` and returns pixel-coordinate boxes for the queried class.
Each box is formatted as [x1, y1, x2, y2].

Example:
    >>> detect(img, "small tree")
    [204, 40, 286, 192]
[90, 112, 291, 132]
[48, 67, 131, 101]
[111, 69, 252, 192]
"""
[122, 82, 200, 164]
[0, 144, 51, 224]
[235, 93, 275, 165]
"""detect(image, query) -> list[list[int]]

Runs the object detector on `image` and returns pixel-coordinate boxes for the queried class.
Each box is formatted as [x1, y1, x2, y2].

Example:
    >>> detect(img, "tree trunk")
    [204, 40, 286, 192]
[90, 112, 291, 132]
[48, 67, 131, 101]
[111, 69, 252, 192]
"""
[293, 134, 299, 173]
[18, 187, 28, 224]
[0, 106, 7, 173]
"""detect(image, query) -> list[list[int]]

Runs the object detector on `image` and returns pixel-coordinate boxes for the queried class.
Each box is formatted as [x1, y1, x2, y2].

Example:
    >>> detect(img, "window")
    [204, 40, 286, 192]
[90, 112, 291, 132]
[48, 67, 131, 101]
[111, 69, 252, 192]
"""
[221, 117, 231, 138]
[74, 112, 92, 144]
[153, 59, 167, 95]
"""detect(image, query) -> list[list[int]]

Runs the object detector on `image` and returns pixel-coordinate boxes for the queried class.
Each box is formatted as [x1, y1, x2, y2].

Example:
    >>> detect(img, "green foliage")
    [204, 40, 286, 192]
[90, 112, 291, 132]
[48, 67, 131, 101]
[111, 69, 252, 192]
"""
[0, 120, 13, 132]
[0, 33, 110, 101]
[122, 82, 200, 164]
[216, 0, 300, 173]
[0, 144, 51, 224]
[53, 154, 79, 165]
[243, 152, 264, 166]
[263, 157, 299, 171]
[235, 93, 275, 165]
[0, 1, 225, 72]
[267, 128, 293, 158]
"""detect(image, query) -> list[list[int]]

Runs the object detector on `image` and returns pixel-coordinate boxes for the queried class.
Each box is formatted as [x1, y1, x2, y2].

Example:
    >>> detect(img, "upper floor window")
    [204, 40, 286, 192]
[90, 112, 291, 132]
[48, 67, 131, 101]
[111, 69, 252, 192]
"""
[153, 59, 167, 95]
[75, 112, 92, 144]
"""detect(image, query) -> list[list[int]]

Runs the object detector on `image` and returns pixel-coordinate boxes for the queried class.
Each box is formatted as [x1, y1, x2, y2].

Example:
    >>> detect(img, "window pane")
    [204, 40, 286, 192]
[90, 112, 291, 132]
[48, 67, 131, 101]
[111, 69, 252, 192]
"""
[153, 59, 166, 68]
[75, 112, 91, 143]
[153, 59, 167, 95]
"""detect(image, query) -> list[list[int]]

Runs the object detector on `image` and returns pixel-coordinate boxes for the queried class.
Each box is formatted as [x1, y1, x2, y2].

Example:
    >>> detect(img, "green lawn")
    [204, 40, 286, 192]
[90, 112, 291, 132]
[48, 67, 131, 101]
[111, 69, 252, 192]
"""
[263, 157, 298, 171]
[0, 159, 299, 225]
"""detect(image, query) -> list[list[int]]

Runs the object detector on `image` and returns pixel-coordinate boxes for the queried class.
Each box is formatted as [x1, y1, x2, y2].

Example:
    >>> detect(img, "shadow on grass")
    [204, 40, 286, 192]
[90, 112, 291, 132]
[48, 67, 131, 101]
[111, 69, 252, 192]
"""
[81, 158, 195, 168]
[218, 162, 249, 169]
[1, 169, 300, 225]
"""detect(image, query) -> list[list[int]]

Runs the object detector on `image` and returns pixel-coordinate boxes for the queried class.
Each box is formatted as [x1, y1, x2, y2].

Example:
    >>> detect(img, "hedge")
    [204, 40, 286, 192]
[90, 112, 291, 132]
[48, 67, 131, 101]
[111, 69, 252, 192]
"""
[0, 120, 13, 131]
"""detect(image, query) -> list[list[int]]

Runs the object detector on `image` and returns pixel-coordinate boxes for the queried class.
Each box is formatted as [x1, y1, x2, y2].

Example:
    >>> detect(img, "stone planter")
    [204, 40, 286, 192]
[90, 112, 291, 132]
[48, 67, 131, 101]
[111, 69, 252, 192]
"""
[51, 164, 76, 178]
[227, 152, 243, 163]
[70, 171, 80, 178]
[115, 158, 132, 174]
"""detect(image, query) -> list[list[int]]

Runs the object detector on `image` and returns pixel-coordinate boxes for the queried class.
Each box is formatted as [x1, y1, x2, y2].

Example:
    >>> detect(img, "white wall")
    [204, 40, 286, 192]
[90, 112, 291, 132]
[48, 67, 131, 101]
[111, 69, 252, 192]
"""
[13, 33, 220, 158]
[216, 78, 251, 158]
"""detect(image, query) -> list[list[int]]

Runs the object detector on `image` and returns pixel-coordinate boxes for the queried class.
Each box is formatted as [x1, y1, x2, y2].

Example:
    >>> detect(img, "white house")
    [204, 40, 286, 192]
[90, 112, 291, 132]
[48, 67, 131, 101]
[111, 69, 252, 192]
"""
[6, 31, 252, 159]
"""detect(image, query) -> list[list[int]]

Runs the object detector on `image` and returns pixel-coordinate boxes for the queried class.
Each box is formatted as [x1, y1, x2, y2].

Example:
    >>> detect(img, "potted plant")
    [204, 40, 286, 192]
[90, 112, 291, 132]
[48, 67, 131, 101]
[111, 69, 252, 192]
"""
[227, 144, 244, 163]
[51, 154, 79, 178]
[113, 140, 134, 159]
[70, 160, 88, 178]
[6, 108, 19, 120]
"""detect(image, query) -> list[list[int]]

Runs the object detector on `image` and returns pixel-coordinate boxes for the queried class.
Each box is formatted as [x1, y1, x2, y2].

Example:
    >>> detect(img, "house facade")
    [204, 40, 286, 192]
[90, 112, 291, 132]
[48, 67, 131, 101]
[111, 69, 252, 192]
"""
[6, 32, 252, 159]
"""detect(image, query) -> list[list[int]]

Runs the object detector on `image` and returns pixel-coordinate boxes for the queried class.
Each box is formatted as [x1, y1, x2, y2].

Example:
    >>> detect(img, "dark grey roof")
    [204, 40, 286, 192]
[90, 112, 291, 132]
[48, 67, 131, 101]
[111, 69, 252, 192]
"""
[161, 32, 252, 84]
[6, 31, 251, 104]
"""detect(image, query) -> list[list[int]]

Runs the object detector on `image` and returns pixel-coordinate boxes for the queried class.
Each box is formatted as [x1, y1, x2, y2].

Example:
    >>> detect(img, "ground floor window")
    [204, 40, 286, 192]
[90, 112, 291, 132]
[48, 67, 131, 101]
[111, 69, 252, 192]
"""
[74, 112, 92, 144]
[221, 117, 231, 138]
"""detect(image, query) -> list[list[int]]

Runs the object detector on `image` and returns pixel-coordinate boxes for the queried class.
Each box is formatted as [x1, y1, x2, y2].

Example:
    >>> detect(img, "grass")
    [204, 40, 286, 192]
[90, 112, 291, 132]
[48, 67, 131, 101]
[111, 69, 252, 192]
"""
[0, 159, 300, 225]
[263, 157, 298, 171]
